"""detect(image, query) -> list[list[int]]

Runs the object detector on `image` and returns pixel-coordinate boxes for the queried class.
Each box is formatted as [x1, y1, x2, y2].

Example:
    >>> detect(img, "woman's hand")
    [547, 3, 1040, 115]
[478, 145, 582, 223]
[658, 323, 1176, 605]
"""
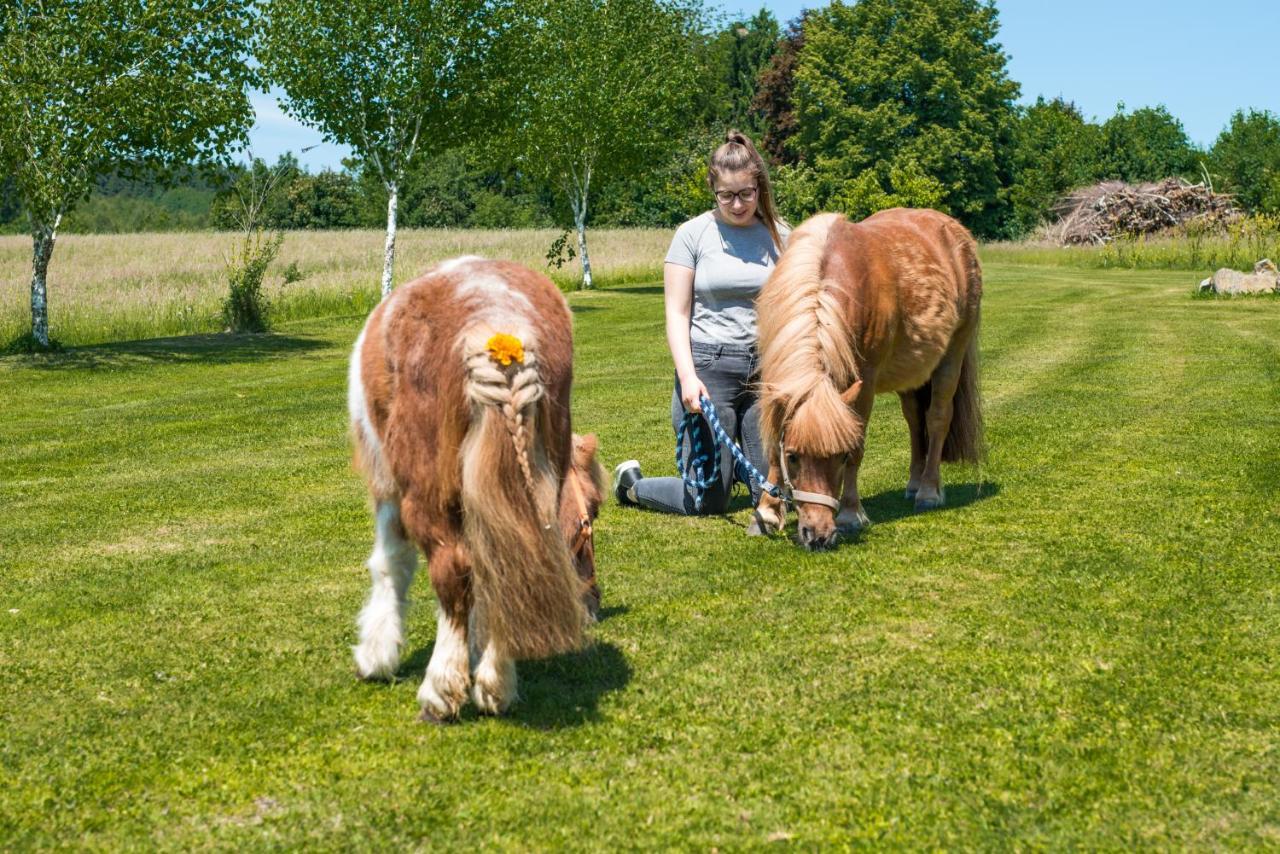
[679, 373, 710, 413]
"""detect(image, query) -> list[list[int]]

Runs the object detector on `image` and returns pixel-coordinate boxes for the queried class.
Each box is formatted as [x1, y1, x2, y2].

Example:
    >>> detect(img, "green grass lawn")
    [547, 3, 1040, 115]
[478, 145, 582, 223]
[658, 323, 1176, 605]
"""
[2, 263, 1278, 848]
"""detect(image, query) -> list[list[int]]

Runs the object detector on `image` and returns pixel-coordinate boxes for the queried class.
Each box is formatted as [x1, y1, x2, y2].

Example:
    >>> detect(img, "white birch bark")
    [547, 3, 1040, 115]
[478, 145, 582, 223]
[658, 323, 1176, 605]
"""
[574, 204, 593, 290]
[381, 181, 398, 299]
[570, 164, 593, 290]
[29, 214, 61, 348]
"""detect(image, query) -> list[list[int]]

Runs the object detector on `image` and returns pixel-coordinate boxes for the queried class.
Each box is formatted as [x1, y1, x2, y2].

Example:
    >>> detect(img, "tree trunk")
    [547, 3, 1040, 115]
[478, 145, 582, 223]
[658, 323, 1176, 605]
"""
[29, 215, 61, 348]
[571, 196, 593, 290]
[380, 181, 398, 299]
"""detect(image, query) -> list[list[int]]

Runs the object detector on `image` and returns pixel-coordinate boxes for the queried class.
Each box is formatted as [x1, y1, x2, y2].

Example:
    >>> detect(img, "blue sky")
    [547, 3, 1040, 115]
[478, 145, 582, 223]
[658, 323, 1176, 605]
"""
[248, 0, 1280, 171]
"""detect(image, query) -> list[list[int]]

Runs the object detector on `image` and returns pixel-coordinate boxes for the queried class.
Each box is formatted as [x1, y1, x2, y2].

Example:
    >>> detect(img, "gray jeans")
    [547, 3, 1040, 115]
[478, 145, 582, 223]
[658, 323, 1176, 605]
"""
[632, 341, 767, 515]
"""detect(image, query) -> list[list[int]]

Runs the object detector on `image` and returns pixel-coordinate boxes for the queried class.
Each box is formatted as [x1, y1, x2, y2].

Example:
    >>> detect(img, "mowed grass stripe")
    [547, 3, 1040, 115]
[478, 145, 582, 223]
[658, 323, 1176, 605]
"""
[2, 263, 1279, 848]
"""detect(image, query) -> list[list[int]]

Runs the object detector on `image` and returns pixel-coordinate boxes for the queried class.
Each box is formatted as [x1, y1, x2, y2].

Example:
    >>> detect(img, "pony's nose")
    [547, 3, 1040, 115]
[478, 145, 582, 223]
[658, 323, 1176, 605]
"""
[799, 525, 837, 551]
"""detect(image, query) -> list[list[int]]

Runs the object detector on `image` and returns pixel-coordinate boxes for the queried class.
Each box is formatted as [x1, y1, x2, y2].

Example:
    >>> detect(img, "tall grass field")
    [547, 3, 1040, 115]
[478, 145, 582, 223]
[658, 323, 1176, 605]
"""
[5, 223, 1277, 350]
[1, 231, 1278, 847]
[0, 229, 672, 347]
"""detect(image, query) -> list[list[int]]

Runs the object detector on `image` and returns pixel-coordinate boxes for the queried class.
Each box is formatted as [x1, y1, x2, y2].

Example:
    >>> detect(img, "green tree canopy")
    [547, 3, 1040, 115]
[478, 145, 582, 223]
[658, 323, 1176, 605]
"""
[753, 14, 807, 166]
[1100, 104, 1199, 183]
[790, 0, 1019, 236]
[499, 0, 703, 288]
[700, 9, 780, 135]
[262, 0, 506, 296]
[1210, 109, 1280, 214]
[1007, 97, 1104, 235]
[0, 0, 257, 347]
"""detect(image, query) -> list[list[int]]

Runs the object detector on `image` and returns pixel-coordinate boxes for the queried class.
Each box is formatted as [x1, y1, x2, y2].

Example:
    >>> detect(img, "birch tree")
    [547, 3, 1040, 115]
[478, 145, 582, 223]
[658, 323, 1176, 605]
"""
[0, 0, 257, 349]
[262, 0, 501, 298]
[506, 0, 702, 289]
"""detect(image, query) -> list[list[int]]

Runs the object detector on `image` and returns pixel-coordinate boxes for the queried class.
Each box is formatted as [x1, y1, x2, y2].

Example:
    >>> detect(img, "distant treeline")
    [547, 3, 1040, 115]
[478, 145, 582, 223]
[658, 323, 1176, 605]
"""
[3, 5, 1277, 240]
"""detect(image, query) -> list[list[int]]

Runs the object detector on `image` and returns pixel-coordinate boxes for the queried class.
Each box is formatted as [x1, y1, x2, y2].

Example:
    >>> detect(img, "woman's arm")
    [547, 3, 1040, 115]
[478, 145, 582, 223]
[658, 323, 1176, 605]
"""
[664, 262, 709, 413]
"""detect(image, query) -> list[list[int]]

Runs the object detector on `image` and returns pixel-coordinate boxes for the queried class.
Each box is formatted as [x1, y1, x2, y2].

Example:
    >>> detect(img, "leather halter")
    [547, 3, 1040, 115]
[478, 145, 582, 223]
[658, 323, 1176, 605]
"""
[778, 433, 843, 513]
[565, 466, 594, 554]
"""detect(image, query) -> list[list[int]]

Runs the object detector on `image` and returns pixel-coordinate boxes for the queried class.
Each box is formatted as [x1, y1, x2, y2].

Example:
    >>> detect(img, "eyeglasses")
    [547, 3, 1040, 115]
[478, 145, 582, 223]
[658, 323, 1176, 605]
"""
[714, 186, 758, 205]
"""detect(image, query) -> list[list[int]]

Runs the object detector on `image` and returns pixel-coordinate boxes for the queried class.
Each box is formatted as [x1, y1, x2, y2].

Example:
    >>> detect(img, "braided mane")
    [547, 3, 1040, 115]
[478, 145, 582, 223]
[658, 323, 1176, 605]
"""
[463, 343, 545, 500]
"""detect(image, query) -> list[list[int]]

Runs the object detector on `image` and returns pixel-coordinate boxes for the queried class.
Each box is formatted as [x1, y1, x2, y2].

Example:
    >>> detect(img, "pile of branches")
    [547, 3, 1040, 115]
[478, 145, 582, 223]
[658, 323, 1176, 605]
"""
[1047, 178, 1239, 246]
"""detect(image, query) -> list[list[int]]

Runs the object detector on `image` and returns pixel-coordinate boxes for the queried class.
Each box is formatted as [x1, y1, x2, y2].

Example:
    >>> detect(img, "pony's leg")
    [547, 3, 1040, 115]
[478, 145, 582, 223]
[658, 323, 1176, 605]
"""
[916, 353, 965, 511]
[837, 383, 874, 534]
[416, 536, 474, 723]
[836, 450, 871, 534]
[747, 454, 787, 536]
[353, 499, 418, 680]
[469, 605, 518, 716]
[899, 391, 928, 499]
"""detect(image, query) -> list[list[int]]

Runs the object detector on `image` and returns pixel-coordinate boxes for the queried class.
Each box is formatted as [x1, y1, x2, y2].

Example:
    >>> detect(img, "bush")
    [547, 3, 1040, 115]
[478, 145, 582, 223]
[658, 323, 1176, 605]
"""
[222, 231, 283, 333]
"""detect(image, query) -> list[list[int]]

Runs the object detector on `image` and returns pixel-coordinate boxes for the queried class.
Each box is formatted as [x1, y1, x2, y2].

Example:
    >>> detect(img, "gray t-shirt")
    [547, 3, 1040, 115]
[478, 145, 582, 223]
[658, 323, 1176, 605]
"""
[665, 211, 788, 346]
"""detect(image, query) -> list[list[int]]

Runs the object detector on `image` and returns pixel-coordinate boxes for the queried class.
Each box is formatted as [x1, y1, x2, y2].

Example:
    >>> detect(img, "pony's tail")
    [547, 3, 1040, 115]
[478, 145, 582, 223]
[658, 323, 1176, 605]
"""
[459, 332, 584, 660]
[945, 330, 984, 463]
[910, 327, 984, 464]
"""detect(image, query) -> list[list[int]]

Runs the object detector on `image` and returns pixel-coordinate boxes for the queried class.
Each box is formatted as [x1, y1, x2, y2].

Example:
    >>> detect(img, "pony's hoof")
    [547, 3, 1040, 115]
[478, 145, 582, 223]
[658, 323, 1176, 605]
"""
[836, 509, 871, 534]
[472, 649, 517, 715]
[354, 664, 394, 684]
[581, 587, 601, 624]
[747, 508, 782, 537]
[472, 683, 515, 716]
[418, 707, 455, 725]
[352, 643, 399, 682]
[417, 669, 469, 722]
[472, 666, 517, 716]
[914, 489, 946, 511]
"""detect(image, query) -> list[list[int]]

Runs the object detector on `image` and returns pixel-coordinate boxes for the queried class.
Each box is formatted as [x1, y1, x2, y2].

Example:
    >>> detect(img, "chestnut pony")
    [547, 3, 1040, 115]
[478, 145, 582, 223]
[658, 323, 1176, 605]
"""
[347, 257, 604, 721]
[750, 209, 984, 550]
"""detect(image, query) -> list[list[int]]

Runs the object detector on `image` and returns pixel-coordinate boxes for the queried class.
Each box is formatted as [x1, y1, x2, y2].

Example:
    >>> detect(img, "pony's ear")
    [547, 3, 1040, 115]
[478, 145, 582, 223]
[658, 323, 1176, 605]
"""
[572, 433, 606, 493]
[573, 432, 598, 455]
[840, 380, 864, 407]
[572, 433, 599, 467]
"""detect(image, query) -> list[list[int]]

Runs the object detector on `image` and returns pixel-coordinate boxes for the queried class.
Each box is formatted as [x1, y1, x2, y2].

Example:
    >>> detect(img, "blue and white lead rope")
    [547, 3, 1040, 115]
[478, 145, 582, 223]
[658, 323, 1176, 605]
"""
[675, 394, 781, 512]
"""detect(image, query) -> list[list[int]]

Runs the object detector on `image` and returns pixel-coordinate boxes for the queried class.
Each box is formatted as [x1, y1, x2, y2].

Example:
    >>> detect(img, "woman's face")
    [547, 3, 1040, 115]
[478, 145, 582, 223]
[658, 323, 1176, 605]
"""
[713, 169, 759, 226]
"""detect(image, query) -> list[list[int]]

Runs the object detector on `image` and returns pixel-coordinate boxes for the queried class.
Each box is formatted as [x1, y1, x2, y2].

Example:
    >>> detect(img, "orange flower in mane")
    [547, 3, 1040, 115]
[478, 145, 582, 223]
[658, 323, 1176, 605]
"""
[486, 333, 525, 366]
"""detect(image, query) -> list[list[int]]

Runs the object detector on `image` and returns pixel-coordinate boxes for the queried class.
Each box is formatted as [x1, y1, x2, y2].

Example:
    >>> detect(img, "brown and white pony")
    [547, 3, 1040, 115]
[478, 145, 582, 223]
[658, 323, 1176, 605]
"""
[750, 209, 984, 550]
[347, 256, 605, 721]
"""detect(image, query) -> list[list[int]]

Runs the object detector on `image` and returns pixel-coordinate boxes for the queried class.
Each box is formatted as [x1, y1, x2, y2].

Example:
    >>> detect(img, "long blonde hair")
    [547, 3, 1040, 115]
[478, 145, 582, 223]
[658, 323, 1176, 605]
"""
[708, 129, 786, 251]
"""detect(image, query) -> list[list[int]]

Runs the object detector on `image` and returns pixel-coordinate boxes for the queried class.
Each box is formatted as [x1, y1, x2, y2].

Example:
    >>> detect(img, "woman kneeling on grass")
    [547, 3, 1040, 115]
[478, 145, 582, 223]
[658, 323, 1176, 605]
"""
[613, 130, 789, 516]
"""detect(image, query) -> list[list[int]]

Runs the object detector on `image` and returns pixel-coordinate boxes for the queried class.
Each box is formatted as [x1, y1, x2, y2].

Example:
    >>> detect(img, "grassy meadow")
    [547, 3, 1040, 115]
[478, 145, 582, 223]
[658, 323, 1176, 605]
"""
[2, 232, 1279, 847]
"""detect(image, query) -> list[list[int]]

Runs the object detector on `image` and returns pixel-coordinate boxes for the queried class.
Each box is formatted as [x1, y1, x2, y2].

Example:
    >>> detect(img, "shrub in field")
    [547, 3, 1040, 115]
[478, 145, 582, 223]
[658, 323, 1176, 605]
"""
[282, 260, 304, 284]
[222, 231, 283, 333]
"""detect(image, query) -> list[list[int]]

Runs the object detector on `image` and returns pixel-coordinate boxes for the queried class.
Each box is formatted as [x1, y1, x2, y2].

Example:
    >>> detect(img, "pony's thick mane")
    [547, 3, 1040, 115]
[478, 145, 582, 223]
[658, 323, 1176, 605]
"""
[757, 213, 864, 456]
